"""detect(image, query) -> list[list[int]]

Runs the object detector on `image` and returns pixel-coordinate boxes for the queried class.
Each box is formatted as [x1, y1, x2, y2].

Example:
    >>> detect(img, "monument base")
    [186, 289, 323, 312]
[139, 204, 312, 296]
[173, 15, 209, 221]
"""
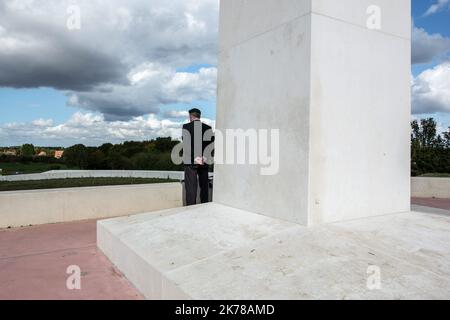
[98, 204, 450, 299]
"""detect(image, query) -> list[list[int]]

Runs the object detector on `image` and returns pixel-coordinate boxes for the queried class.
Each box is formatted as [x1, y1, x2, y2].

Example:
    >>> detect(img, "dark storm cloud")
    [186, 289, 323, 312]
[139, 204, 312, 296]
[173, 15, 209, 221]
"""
[72, 96, 156, 121]
[0, 1, 129, 91]
[0, 45, 126, 91]
[0, 0, 219, 120]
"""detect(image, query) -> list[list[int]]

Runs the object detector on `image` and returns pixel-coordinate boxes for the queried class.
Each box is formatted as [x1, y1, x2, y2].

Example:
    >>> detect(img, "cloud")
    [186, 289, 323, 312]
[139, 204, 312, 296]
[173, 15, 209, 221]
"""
[0, 112, 215, 147]
[412, 25, 450, 65]
[412, 61, 450, 114]
[0, 1, 128, 91]
[0, 0, 219, 119]
[424, 0, 450, 16]
[3, 0, 448, 137]
[67, 65, 217, 120]
[32, 119, 54, 127]
[164, 110, 190, 119]
[0, 112, 215, 146]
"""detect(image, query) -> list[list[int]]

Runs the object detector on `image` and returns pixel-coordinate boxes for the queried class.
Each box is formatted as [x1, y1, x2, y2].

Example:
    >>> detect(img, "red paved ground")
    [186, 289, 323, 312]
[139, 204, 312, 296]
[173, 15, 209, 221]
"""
[0, 220, 143, 300]
[1, 198, 449, 300]
[412, 197, 450, 211]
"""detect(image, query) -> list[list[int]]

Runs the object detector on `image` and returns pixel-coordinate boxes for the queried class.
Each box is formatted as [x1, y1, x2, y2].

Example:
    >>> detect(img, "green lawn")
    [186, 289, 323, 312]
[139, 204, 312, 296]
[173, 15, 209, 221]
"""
[0, 177, 178, 192]
[419, 173, 450, 178]
[0, 162, 71, 175]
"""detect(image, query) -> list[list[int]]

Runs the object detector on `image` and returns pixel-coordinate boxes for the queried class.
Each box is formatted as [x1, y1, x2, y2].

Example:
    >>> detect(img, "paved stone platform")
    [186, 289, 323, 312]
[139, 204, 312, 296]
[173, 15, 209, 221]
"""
[0, 220, 142, 300]
[412, 197, 450, 211]
[1, 198, 448, 300]
[98, 203, 450, 300]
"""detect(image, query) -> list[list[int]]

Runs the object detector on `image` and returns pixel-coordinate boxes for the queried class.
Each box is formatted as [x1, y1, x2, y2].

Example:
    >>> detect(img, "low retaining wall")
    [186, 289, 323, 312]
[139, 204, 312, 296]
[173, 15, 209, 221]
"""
[411, 177, 450, 199]
[1, 176, 447, 229]
[0, 183, 183, 229]
[0, 170, 184, 182]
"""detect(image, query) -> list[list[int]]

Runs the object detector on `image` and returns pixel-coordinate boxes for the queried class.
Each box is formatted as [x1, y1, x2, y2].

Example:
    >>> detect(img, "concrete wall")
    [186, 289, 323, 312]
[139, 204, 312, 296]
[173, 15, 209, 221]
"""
[412, 178, 450, 199]
[0, 170, 184, 182]
[0, 183, 182, 229]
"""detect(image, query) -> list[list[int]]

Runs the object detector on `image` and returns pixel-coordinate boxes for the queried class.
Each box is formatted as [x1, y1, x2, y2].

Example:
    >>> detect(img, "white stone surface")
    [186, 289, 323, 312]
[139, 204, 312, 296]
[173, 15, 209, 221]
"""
[0, 183, 182, 229]
[98, 203, 450, 300]
[412, 177, 450, 199]
[214, 0, 411, 225]
[215, 0, 312, 225]
[311, 0, 411, 39]
[308, 7, 411, 224]
[219, 0, 311, 51]
[98, 203, 296, 299]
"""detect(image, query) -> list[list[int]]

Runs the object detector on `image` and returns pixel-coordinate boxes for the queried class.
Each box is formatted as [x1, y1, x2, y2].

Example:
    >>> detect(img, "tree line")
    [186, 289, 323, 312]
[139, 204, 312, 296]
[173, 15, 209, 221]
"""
[1, 119, 449, 176]
[64, 120, 449, 175]
[411, 118, 450, 176]
[63, 137, 182, 171]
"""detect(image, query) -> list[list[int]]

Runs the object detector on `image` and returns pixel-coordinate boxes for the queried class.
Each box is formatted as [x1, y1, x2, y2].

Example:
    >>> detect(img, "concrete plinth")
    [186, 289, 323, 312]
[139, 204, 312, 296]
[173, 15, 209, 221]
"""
[98, 204, 450, 299]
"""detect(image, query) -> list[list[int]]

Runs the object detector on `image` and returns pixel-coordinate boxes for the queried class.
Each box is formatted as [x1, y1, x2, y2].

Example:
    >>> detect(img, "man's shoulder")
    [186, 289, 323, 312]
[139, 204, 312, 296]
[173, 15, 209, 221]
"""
[183, 121, 211, 131]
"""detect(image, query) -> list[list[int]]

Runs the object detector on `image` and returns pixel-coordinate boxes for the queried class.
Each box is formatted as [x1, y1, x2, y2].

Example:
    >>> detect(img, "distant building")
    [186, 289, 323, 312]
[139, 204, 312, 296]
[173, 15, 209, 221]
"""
[38, 151, 47, 157]
[54, 150, 64, 159]
[3, 150, 17, 156]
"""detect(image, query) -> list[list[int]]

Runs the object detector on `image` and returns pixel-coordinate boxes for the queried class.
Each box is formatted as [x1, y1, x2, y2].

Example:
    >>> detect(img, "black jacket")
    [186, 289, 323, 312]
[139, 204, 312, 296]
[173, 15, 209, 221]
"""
[182, 120, 214, 166]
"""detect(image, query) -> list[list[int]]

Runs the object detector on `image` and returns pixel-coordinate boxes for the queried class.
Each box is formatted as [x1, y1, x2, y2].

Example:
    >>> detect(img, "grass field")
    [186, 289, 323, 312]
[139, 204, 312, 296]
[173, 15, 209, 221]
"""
[0, 162, 71, 175]
[419, 173, 450, 178]
[0, 177, 177, 192]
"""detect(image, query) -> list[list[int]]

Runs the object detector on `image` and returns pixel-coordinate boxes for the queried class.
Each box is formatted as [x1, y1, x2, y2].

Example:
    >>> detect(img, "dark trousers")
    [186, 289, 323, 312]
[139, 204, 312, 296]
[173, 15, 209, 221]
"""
[184, 165, 210, 206]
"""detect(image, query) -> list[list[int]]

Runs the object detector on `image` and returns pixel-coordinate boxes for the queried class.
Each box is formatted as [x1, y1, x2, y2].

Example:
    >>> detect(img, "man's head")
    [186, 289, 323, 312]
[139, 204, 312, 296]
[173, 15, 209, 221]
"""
[189, 108, 202, 122]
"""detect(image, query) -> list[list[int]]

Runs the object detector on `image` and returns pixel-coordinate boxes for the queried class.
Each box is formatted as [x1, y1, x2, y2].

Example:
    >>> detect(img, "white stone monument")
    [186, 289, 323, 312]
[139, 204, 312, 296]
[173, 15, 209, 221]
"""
[96, 0, 450, 300]
[214, 0, 411, 225]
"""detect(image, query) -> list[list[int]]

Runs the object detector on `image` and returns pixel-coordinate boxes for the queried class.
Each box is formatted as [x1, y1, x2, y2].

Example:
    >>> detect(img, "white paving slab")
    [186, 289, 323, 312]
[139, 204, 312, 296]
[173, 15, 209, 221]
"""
[98, 203, 297, 299]
[98, 204, 450, 300]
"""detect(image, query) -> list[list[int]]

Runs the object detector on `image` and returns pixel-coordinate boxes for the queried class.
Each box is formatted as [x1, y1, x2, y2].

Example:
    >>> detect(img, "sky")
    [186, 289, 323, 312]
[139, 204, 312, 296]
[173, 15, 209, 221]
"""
[0, 0, 449, 147]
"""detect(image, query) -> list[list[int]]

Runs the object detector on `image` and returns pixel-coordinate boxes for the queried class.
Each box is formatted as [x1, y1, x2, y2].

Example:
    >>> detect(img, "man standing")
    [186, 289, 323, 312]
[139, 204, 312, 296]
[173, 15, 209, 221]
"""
[183, 108, 213, 206]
